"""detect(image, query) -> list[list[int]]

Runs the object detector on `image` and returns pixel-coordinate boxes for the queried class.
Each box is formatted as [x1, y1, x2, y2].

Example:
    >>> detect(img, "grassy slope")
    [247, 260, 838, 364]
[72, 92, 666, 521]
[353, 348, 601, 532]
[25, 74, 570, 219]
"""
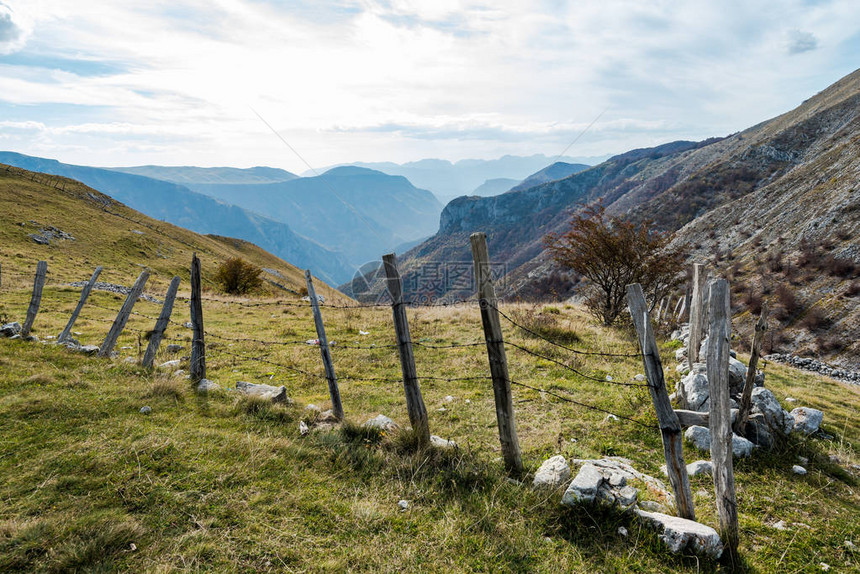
[0, 165, 858, 572]
[0, 287, 857, 572]
[0, 165, 345, 302]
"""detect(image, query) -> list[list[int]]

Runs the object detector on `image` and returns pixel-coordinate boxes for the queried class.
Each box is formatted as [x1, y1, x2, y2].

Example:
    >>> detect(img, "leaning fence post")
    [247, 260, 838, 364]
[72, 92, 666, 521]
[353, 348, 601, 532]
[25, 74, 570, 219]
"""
[143, 276, 181, 368]
[688, 263, 708, 369]
[98, 269, 150, 357]
[706, 279, 739, 562]
[382, 253, 430, 445]
[626, 283, 696, 521]
[735, 302, 769, 436]
[189, 255, 205, 382]
[305, 270, 344, 420]
[470, 232, 523, 476]
[21, 261, 47, 339]
[59, 266, 103, 343]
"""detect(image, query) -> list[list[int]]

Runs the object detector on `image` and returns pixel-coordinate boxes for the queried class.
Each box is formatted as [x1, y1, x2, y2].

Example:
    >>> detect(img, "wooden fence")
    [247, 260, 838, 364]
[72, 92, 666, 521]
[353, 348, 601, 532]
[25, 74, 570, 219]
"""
[0, 238, 749, 557]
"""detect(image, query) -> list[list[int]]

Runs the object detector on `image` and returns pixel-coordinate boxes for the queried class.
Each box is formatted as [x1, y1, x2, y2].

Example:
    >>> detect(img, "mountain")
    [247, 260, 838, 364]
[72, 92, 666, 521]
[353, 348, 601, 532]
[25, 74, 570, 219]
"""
[0, 163, 346, 300]
[315, 154, 602, 202]
[357, 69, 860, 366]
[110, 165, 298, 185]
[471, 178, 519, 196]
[186, 166, 442, 267]
[0, 152, 352, 285]
[509, 162, 590, 192]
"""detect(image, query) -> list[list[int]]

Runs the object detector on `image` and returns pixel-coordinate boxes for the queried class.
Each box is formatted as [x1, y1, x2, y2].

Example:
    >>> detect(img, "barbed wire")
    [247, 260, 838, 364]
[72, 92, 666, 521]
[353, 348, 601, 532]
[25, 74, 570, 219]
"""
[507, 378, 657, 429]
[488, 302, 640, 358]
[503, 340, 648, 387]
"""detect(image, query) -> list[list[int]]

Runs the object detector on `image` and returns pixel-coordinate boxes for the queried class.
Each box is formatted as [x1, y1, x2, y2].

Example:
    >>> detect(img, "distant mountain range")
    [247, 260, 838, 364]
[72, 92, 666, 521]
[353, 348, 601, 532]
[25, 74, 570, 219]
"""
[111, 165, 298, 185]
[0, 152, 351, 285]
[178, 166, 442, 266]
[313, 154, 605, 203]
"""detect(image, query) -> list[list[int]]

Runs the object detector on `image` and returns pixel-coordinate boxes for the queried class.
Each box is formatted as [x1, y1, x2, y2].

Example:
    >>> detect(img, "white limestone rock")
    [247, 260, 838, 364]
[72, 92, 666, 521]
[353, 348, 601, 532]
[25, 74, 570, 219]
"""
[236, 380, 288, 402]
[363, 414, 399, 431]
[634, 508, 723, 559]
[790, 407, 824, 435]
[533, 455, 571, 489]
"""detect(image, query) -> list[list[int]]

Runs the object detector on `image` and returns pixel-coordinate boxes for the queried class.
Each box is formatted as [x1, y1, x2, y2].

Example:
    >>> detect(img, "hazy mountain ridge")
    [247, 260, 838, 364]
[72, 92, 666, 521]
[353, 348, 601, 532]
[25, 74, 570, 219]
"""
[0, 152, 352, 285]
[184, 166, 442, 267]
[110, 165, 298, 185]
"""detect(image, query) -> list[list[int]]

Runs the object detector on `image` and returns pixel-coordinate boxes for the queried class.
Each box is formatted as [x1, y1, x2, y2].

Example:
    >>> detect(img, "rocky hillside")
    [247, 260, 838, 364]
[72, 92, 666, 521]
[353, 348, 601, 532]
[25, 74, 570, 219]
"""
[360, 68, 860, 367]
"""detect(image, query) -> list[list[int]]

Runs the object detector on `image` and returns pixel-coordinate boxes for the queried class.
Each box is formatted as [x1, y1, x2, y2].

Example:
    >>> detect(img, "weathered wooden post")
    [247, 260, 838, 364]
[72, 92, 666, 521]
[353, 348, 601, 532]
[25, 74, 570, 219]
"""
[382, 253, 430, 445]
[189, 255, 205, 382]
[305, 270, 343, 420]
[58, 266, 103, 343]
[735, 302, 769, 436]
[21, 261, 48, 339]
[627, 283, 696, 521]
[470, 232, 523, 475]
[673, 294, 683, 319]
[0, 262, 3, 289]
[687, 263, 708, 369]
[142, 276, 181, 368]
[98, 269, 150, 357]
[706, 279, 739, 562]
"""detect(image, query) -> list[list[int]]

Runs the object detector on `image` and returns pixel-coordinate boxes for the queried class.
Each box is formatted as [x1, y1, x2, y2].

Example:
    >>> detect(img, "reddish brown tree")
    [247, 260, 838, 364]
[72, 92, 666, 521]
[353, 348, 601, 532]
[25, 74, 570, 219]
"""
[545, 204, 685, 325]
[215, 257, 263, 295]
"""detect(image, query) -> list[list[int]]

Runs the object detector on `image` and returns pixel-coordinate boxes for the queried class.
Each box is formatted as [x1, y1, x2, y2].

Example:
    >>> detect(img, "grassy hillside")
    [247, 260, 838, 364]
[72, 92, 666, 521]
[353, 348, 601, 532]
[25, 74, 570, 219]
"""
[0, 275, 858, 570]
[0, 164, 346, 302]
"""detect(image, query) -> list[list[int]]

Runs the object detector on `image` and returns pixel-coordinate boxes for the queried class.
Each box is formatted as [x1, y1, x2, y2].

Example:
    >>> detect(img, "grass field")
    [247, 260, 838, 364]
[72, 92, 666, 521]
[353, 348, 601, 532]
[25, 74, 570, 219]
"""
[0, 281, 857, 572]
[1, 165, 858, 572]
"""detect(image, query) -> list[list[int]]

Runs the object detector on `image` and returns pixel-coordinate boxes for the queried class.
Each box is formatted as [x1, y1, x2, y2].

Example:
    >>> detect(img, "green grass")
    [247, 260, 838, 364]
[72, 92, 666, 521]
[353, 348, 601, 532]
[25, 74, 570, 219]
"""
[0, 284, 857, 572]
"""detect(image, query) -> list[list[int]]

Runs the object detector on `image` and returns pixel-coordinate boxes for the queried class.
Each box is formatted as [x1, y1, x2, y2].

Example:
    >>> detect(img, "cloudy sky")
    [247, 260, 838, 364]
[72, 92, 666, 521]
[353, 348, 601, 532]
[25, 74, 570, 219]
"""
[0, 0, 858, 172]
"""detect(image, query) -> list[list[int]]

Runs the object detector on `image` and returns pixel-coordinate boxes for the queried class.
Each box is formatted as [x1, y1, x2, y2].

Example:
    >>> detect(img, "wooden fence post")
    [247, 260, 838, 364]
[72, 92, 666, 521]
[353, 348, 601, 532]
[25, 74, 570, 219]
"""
[21, 261, 48, 339]
[706, 278, 739, 562]
[687, 263, 708, 369]
[382, 253, 430, 445]
[673, 294, 683, 319]
[735, 302, 769, 435]
[0, 262, 3, 289]
[305, 270, 344, 420]
[470, 232, 523, 476]
[142, 276, 181, 368]
[59, 266, 103, 343]
[98, 269, 149, 357]
[189, 255, 205, 382]
[626, 283, 696, 521]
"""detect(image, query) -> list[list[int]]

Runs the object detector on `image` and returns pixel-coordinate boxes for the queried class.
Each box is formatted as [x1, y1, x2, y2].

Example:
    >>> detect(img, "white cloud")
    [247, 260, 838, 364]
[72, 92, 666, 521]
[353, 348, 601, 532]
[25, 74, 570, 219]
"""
[1, 0, 858, 170]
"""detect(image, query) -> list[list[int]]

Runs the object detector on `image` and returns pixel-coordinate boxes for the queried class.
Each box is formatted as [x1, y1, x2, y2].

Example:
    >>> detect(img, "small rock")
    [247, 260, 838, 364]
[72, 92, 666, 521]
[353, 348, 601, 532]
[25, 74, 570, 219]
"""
[464, 399, 471, 404]
[828, 454, 841, 464]
[790, 407, 824, 435]
[634, 374, 646, 382]
[166, 344, 183, 353]
[123, 357, 137, 364]
[196, 379, 220, 392]
[444, 395, 454, 403]
[1, 322, 22, 337]
[686, 460, 713, 477]
[773, 520, 788, 531]
[798, 456, 809, 464]
[792, 465, 807, 475]
[785, 397, 797, 403]
[533, 455, 571, 488]
[603, 414, 619, 422]
[820, 563, 830, 571]
[397, 500, 409, 511]
[638, 500, 669, 513]
[618, 526, 628, 537]
[236, 381, 288, 402]
[363, 414, 399, 431]
[634, 508, 723, 559]
[299, 420, 309, 435]
[140, 406, 151, 414]
[751, 387, 794, 435]
[305, 404, 321, 412]
[845, 540, 856, 552]
[430, 435, 457, 449]
[437, 407, 447, 412]
[159, 360, 181, 370]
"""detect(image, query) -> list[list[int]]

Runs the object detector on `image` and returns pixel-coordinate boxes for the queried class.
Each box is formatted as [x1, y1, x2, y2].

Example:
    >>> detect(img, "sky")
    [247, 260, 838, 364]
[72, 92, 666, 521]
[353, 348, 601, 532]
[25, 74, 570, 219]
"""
[0, 0, 858, 173]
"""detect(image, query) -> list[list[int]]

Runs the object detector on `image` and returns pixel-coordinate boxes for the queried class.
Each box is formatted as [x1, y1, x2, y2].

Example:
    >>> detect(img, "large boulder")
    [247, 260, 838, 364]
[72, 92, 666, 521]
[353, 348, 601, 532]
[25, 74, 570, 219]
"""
[751, 387, 794, 435]
[561, 463, 603, 505]
[728, 357, 748, 395]
[533, 455, 571, 489]
[634, 508, 723, 559]
[790, 407, 823, 435]
[679, 364, 709, 411]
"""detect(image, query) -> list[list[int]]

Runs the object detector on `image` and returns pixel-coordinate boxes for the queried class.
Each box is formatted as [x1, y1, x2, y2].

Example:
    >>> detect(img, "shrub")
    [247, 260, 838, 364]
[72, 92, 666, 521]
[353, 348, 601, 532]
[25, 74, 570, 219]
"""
[545, 203, 686, 325]
[214, 257, 263, 295]
[774, 283, 799, 320]
[801, 307, 830, 332]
